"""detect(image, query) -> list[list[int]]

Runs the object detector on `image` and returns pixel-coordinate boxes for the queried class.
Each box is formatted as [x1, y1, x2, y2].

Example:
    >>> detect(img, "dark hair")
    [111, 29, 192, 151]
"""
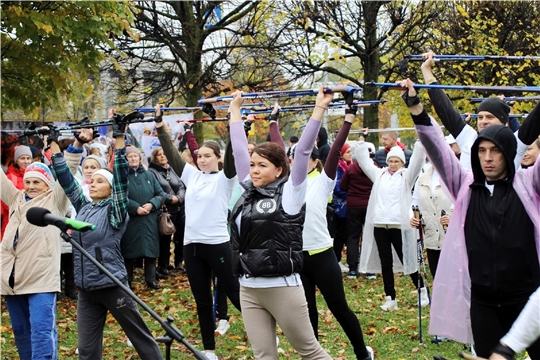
[252, 142, 290, 179]
[289, 136, 299, 143]
[200, 141, 221, 158]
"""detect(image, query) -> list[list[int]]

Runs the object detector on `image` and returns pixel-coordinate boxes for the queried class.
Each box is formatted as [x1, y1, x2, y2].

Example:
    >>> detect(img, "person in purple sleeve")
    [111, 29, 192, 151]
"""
[228, 87, 333, 360]
[399, 77, 540, 359]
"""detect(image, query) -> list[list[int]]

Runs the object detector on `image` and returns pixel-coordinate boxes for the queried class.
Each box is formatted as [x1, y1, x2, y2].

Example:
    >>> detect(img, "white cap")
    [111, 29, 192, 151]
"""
[386, 146, 405, 164]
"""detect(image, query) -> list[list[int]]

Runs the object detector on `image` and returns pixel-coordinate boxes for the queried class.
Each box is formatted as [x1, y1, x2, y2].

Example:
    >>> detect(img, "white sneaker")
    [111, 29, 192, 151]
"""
[75, 348, 79, 355]
[366, 345, 374, 359]
[366, 273, 377, 280]
[419, 287, 430, 307]
[215, 319, 230, 335]
[470, 344, 476, 357]
[204, 351, 219, 360]
[338, 262, 348, 273]
[380, 296, 398, 311]
[126, 338, 133, 347]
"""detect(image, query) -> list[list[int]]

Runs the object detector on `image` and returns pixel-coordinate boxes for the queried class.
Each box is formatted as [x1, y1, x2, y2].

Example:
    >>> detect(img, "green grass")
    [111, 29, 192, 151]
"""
[0, 267, 531, 359]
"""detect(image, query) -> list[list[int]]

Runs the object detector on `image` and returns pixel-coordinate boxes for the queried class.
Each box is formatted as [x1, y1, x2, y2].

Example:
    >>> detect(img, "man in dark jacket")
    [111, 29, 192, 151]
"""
[420, 50, 540, 172]
[373, 131, 412, 168]
[317, 127, 331, 165]
[401, 77, 540, 359]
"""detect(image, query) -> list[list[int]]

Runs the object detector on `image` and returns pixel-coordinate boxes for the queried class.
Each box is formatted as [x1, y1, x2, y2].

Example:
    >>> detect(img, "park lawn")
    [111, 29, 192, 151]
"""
[0, 267, 531, 359]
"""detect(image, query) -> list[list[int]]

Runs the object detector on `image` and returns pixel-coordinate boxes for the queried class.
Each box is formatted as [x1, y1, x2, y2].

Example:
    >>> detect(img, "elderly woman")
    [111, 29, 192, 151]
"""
[355, 140, 429, 311]
[51, 127, 163, 360]
[148, 146, 186, 276]
[0, 137, 81, 359]
[122, 146, 165, 290]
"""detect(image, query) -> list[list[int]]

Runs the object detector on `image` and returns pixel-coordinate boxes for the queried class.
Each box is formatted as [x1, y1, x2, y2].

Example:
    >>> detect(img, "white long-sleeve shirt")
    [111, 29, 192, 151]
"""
[500, 286, 540, 354]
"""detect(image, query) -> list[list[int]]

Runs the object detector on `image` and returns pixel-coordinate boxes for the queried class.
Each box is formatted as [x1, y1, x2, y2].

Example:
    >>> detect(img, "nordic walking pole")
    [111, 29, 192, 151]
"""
[368, 82, 540, 93]
[198, 85, 361, 104]
[413, 206, 424, 344]
[406, 54, 540, 61]
[468, 96, 540, 102]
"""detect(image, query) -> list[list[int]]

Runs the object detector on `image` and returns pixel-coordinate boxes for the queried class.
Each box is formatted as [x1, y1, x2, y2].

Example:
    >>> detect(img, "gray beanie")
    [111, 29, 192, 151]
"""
[82, 155, 108, 169]
[14, 145, 32, 162]
[477, 97, 510, 125]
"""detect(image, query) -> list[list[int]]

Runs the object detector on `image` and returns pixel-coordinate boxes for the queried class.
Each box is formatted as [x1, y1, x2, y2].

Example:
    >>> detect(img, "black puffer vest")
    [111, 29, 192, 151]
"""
[230, 177, 306, 278]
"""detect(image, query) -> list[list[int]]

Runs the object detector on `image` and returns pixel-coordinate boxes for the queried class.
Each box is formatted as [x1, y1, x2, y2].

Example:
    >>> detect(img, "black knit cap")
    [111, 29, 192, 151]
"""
[477, 97, 510, 125]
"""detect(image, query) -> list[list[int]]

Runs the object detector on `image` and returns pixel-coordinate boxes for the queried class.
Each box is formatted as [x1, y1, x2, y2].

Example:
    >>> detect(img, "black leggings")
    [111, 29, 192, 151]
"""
[471, 300, 540, 358]
[300, 248, 369, 359]
[426, 249, 441, 279]
[158, 211, 185, 269]
[184, 242, 240, 350]
[332, 216, 348, 263]
[373, 227, 423, 299]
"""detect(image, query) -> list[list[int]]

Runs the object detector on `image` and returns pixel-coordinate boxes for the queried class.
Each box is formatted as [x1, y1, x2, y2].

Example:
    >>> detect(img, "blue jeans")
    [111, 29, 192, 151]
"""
[5, 293, 58, 360]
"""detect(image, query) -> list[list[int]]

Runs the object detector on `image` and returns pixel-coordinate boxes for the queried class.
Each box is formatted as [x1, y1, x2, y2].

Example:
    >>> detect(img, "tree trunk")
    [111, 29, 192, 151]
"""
[362, 1, 384, 148]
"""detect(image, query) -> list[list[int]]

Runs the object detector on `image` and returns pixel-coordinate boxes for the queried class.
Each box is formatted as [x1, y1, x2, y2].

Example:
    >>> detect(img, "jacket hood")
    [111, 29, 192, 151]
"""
[470, 125, 516, 184]
[317, 127, 328, 147]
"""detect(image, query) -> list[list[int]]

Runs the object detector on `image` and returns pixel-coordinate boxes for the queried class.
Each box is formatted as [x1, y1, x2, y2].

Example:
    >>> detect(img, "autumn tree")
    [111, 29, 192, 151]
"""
[108, 1, 290, 143]
[413, 0, 540, 117]
[1, 1, 135, 114]
[269, 0, 443, 145]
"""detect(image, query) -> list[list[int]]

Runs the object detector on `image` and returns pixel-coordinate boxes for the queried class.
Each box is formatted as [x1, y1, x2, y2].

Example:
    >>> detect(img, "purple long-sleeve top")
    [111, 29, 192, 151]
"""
[231, 117, 322, 186]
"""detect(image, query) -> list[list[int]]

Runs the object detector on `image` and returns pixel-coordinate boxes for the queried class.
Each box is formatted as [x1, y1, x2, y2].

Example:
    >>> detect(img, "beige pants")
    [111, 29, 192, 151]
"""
[240, 285, 332, 360]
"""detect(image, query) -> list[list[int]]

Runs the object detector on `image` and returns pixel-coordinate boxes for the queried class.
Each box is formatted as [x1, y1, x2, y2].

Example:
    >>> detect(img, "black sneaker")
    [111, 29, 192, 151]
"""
[347, 270, 358, 279]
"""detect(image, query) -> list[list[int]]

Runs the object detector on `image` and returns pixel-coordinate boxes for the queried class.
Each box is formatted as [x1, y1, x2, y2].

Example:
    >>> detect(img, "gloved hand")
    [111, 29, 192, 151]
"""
[46, 126, 60, 145]
[112, 113, 125, 138]
[268, 110, 280, 121]
[345, 104, 358, 115]
[184, 122, 193, 131]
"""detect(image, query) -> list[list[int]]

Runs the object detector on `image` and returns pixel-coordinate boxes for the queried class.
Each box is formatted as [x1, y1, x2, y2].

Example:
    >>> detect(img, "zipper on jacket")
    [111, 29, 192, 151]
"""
[79, 203, 96, 289]
[488, 191, 499, 306]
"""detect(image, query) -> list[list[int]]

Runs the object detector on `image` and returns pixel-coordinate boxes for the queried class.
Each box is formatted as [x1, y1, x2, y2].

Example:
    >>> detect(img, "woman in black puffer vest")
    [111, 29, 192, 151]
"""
[148, 147, 186, 276]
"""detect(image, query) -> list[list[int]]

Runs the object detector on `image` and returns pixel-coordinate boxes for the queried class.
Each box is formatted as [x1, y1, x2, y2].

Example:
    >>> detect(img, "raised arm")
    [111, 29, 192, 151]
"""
[0, 166, 19, 206]
[290, 86, 332, 186]
[182, 122, 199, 169]
[421, 51, 468, 138]
[324, 111, 354, 180]
[155, 105, 186, 176]
[268, 104, 286, 150]
[353, 142, 383, 183]
[229, 91, 252, 181]
[399, 78, 469, 202]
[404, 141, 426, 188]
[50, 129, 95, 212]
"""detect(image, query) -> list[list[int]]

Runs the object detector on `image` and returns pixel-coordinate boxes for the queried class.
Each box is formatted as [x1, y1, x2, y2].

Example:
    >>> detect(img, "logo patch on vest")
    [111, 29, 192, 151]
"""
[256, 199, 277, 214]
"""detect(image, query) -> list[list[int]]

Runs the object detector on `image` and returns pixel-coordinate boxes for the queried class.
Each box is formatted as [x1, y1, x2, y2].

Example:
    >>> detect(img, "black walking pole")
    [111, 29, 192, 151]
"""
[413, 206, 425, 344]
[26, 208, 208, 360]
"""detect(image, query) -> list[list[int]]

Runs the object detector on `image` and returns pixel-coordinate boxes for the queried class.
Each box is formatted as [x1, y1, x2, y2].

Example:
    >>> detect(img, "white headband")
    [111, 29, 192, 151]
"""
[92, 169, 113, 187]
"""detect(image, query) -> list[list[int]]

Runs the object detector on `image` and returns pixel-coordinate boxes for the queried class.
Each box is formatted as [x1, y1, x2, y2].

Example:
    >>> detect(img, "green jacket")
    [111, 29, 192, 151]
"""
[121, 165, 165, 259]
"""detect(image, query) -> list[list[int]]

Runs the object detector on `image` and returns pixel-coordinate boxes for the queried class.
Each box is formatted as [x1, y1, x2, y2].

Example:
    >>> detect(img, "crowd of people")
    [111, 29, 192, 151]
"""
[1, 51, 540, 360]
